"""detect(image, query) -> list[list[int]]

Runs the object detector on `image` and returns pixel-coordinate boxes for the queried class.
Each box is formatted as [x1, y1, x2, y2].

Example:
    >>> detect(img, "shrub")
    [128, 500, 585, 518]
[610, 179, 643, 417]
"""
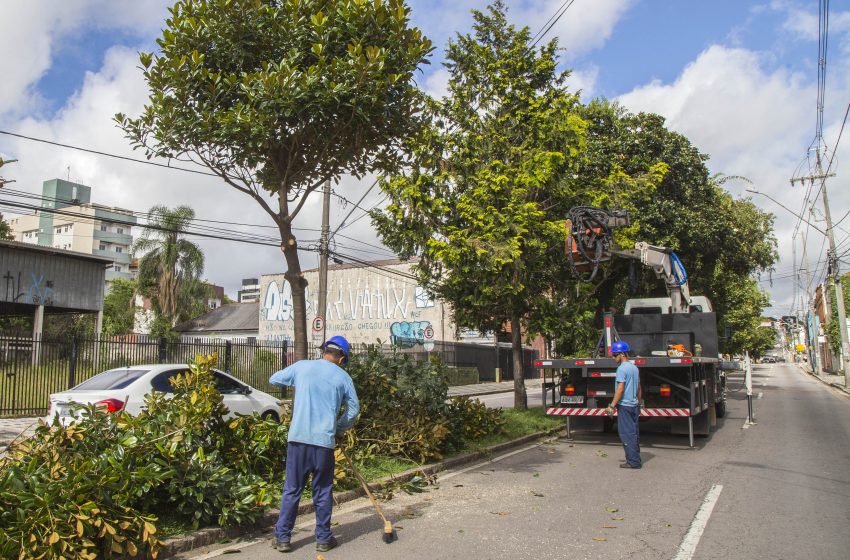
[0, 354, 286, 559]
[346, 346, 503, 463]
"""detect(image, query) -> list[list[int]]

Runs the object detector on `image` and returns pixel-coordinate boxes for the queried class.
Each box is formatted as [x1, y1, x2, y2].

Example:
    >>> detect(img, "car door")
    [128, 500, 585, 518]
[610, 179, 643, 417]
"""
[212, 370, 256, 416]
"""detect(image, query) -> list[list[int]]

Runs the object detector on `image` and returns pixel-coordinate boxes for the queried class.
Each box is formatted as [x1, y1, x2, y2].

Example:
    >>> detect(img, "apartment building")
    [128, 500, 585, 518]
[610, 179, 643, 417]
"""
[8, 179, 137, 281]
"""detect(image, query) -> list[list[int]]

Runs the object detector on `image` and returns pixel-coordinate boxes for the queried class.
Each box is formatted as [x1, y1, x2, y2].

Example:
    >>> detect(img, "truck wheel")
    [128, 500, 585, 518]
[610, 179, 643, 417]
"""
[715, 399, 727, 418]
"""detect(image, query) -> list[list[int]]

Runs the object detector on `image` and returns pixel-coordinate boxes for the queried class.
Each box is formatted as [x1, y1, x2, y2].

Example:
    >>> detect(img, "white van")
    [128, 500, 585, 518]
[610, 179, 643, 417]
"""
[623, 296, 713, 315]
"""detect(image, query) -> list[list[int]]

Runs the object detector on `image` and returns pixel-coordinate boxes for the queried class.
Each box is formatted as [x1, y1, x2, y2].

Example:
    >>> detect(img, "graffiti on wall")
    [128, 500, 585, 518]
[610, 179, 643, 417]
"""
[3, 271, 56, 306]
[261, 277, 439, 345]
[263, 280, 434, 323]
[390, 321, 432, 347]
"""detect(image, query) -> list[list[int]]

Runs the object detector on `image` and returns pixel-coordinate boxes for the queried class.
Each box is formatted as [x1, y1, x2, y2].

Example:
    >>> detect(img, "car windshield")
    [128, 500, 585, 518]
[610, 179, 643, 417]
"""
[73, 369, 150, 391]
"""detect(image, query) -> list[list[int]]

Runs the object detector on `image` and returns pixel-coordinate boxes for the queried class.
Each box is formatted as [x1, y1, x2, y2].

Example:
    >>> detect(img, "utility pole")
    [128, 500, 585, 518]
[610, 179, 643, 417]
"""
[316, 179, 332, 347]
[799, 228, 822, 375]
[792, 167, 850, 386]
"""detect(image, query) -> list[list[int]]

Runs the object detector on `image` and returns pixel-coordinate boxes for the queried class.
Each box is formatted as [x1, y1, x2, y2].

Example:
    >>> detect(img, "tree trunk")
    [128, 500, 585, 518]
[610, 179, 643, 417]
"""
[279, 224, 309, 361]
[511, 313, 528, 410]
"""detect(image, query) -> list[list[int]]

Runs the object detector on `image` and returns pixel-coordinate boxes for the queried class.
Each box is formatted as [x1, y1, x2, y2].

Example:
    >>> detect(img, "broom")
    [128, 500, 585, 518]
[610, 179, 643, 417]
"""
[339, 446, 397, 544]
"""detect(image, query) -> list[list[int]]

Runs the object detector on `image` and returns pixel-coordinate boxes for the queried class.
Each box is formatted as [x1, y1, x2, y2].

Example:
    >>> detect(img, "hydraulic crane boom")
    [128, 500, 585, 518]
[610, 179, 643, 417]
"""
[566, 207, 691, 313]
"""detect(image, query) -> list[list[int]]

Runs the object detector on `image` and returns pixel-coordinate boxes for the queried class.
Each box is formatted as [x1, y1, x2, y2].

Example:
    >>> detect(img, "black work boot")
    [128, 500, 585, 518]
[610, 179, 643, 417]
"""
[316, 536, 338, 552]
[271, 538, 292, 553]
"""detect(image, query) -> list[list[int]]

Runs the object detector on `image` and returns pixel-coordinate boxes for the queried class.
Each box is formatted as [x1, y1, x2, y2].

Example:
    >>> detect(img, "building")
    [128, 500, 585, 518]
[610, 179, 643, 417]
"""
[260, 259, 450, 345]
[176, 303, 260, 340]
[259, 259, 542, 379]
[0, 240, 112, 337]
[237, 278, 261, 303]
[8, 179, 137, 281]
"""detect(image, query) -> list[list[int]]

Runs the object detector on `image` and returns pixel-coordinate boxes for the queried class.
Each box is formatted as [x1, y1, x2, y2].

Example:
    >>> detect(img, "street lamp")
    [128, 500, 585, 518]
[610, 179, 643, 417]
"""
[745, 188, 827, 236]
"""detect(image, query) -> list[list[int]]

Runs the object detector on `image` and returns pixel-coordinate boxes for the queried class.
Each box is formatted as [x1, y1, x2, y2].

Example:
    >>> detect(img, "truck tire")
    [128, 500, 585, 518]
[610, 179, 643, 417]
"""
[715, 399, 727, 418]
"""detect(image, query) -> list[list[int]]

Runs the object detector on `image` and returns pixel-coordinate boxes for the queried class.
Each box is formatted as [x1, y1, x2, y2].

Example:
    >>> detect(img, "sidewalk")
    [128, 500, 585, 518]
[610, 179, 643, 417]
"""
[0, 378, 540, 448]
[797, 363, 850, 396]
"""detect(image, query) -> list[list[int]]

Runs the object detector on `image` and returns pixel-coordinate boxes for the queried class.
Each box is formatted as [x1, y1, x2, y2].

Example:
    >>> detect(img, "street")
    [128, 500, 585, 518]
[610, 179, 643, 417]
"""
[177, 363, 850, 560]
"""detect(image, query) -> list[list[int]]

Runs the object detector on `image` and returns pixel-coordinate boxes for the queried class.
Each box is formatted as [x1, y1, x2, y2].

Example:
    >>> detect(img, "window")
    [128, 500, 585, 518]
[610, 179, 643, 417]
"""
[64, 226, 70, 233]
[114, 265, 121, 272]
[117, 227, 124, 234]
[55, 227, 62, 234]
[73, 369, 150, 390]
[150, 369, 189, 393]
[115, 247, 123, 253]
[99, 244, 107, 251]
[212, 371, 245, 394]
[100, 225, 107, 231]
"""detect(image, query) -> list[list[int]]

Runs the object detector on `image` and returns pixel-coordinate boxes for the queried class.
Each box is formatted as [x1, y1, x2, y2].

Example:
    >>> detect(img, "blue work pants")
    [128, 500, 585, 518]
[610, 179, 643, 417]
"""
[275, 441, 335, 543]
[617, 404, 642, 467]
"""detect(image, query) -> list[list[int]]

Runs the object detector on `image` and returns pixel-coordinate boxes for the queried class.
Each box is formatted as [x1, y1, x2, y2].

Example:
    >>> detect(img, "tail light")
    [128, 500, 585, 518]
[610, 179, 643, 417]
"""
[564, 384, 575, 395]
[96, 398, 125, 413]
[660, 384, 671, 397]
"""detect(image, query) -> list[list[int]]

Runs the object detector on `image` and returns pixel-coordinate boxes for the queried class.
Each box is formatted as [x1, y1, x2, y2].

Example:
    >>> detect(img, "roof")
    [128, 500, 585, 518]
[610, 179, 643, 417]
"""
[269, 257, 417, 276]
[0, 239, 115, 264]
[176, 303, 259, 332]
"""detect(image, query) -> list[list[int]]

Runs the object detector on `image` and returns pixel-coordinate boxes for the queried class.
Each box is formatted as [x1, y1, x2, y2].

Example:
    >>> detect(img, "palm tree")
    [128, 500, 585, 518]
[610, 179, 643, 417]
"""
[133, 205, 205, 328]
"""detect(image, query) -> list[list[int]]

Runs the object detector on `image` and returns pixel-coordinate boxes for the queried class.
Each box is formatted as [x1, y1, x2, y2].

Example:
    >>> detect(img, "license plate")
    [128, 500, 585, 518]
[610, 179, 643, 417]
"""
[560, 396, 584, 404]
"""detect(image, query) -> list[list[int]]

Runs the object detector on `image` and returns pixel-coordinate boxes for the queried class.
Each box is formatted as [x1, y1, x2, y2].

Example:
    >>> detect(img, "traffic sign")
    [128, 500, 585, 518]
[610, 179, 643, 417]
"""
[424, 340, 435, 352]
[312, 316, 325, 332]
[423, 325, 434, 340]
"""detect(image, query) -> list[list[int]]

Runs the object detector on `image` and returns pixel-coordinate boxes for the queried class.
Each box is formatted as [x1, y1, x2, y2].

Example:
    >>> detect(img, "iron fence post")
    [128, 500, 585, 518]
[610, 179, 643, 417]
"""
[68, 337, 77, 389]
[281, 340, 288, 369]
[158, 338, 167, 364]
[224, 340, 232, 373]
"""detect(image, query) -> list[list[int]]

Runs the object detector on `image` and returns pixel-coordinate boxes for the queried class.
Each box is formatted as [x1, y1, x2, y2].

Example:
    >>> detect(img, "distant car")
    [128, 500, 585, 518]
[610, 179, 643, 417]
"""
[761, 356, 776, 363]
[45, 364, 281, 425]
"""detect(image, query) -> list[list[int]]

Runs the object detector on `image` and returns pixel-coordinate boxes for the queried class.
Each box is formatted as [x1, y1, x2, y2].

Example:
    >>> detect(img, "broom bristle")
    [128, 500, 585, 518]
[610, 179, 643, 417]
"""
[382, 520, 396, 544]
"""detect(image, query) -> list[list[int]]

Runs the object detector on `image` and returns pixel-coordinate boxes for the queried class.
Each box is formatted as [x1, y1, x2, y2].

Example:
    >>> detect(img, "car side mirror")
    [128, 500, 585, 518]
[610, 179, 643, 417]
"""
[242, 386, 252, 395]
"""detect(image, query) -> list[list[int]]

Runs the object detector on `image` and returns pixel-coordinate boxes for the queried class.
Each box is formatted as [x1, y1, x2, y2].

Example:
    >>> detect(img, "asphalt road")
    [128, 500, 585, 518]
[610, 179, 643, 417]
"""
[178, 363, 850, 560]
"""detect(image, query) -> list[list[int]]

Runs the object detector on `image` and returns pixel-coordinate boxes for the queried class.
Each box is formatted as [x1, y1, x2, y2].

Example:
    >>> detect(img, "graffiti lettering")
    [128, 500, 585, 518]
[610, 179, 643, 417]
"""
[3, 270, 56, 306]
[390, 320, 433, 347]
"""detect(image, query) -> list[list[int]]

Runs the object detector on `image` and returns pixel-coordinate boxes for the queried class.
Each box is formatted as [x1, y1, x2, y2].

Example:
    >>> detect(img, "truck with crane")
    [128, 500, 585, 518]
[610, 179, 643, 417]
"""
[537, 207, 727, 446]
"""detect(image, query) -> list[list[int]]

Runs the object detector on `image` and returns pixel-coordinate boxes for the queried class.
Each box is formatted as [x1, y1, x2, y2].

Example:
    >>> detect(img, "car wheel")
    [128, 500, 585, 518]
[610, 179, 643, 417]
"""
[261, 410, 280, 422]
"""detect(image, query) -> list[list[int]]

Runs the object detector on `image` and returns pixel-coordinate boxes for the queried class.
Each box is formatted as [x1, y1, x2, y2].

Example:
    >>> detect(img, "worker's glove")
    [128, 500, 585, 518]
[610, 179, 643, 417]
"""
[605, 406, 615, 416]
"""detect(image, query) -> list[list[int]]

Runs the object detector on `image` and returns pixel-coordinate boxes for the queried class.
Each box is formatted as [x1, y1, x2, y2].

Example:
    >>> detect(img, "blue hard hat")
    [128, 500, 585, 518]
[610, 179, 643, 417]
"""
[323, 335, 350, 364]
[611, 340, 630, 354]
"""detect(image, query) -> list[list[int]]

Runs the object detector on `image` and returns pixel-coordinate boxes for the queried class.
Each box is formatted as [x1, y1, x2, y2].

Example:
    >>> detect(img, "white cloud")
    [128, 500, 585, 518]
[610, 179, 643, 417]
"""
[0, 0, 169, 119]
[565, 65, 598, 100]
[616, 36, 850, 315]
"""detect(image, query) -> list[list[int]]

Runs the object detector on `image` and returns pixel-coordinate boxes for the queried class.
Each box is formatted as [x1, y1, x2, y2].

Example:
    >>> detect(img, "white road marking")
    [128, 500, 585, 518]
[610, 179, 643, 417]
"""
[673, 484, 724, 560]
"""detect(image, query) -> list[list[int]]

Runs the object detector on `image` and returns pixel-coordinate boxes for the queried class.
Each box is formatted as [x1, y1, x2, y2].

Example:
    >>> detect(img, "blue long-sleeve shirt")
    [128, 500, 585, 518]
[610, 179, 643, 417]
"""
[269, 358, 360, 449]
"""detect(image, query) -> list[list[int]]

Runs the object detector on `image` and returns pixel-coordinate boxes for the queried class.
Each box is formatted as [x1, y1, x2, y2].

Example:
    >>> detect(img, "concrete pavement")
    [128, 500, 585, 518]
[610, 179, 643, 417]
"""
[174, 363, 850, 560]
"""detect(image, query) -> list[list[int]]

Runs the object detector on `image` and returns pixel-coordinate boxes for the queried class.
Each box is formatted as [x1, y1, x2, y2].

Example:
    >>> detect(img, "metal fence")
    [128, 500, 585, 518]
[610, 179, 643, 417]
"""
[0, 334, 538, 417]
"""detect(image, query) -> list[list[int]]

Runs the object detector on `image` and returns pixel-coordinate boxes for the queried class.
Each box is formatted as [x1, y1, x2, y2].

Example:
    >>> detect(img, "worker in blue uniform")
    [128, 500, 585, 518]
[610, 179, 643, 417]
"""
[269, 335, 360, 552]
[606, 340, 642, 469]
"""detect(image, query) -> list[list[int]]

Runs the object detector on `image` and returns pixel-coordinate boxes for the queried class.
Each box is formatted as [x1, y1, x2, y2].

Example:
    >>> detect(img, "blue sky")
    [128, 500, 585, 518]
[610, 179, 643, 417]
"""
[1, 0, 849, 314]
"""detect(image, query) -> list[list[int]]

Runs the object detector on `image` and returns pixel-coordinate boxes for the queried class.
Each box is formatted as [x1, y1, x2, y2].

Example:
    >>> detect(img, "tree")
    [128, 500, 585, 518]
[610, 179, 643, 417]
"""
[748, 326, 777, 359]
[102, 278, 138, 336]
[376, 2, 597, 409]
[824, 274, 850, 356]
[575, 100, 777, 355]
[133, 205, 205, 331]
[0, 212, 12, 240]
[117, 0, 433, 360]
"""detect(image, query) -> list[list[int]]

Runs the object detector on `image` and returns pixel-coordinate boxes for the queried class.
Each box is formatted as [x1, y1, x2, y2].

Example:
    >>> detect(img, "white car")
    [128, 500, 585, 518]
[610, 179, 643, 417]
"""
[45, 364, 281, 425]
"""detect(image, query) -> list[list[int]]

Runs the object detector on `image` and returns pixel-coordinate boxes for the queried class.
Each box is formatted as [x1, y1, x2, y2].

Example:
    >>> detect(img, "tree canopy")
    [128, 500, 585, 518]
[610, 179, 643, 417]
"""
[572, 100, 778, 356]
[377, 1, 607, 408]
[133, 205, 206, 333]
[117, 0, 433, 358]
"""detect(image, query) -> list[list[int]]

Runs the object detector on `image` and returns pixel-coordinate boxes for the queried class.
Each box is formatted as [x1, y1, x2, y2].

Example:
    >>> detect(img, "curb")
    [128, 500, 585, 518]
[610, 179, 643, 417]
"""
[798, 365, 850, 396]
[160, 425, 565, 557]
